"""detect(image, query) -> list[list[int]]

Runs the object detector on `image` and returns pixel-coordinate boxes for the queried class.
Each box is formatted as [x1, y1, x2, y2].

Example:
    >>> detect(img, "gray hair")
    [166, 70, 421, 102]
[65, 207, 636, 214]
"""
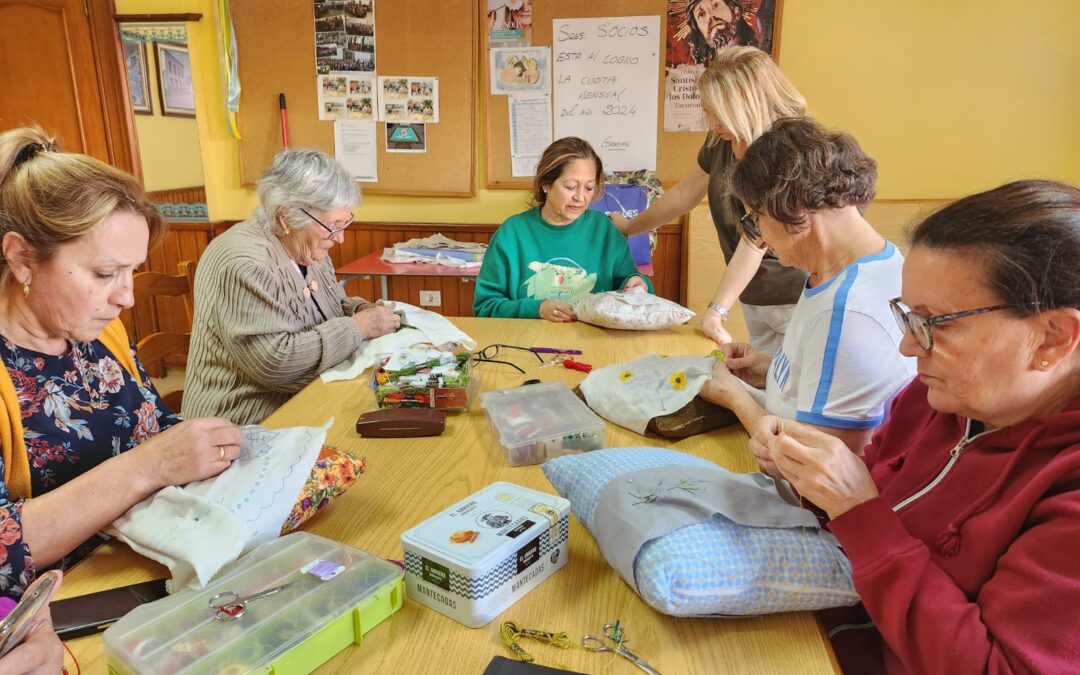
[254, 148, 359, 234]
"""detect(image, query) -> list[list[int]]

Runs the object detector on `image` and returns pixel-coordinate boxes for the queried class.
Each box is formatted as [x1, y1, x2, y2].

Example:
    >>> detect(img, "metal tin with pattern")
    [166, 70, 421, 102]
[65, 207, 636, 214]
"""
[400, 482, 570, 628]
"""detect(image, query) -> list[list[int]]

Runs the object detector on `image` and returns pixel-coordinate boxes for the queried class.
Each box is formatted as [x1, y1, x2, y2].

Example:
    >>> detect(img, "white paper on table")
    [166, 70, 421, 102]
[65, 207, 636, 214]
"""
[334, 119, 378, 182]
[108, 420, 330, 592]
[321, 302, 476, 383]
[509, 93, 551, 177]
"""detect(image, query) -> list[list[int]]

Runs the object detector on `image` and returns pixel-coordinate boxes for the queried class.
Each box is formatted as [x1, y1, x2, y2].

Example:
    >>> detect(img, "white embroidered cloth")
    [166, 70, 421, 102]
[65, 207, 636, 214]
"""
[108, 421, 330, 592]
[321, 302, 476, 383]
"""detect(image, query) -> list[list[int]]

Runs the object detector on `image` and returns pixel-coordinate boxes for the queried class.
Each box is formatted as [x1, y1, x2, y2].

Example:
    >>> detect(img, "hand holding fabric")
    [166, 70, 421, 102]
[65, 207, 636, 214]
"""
[352, 304, 401, 338]
[767, 420, 878, 520]
[127, 417, 242, 492]
[622, 276, 649, 292]
[720, 342, 771, 387]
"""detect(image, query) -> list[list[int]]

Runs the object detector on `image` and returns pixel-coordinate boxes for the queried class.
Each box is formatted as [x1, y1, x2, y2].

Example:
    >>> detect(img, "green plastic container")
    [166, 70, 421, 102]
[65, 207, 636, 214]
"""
[104, 532, 403, 674]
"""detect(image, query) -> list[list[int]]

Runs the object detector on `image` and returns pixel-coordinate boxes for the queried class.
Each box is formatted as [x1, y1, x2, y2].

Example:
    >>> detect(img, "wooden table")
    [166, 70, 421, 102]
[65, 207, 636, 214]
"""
[58, 318, 838, 674]
[337, 251, 654, 301]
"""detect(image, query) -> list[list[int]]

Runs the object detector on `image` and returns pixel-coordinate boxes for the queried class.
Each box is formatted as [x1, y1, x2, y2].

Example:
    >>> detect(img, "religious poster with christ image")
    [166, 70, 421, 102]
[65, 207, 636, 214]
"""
[664, 0, 781, 131]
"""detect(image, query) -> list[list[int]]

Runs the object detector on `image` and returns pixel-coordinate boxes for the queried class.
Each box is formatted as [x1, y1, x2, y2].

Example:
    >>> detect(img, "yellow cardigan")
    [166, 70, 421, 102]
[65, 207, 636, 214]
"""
[0, 319, 142, 500]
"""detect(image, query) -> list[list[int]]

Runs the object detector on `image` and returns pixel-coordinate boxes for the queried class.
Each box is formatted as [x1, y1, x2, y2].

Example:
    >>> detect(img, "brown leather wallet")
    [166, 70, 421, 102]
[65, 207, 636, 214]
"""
[355, 408, 447, 437]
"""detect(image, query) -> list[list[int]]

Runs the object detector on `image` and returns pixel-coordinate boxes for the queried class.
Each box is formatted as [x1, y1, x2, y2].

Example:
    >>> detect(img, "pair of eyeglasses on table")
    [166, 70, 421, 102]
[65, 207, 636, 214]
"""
[471, 343, 582, 375]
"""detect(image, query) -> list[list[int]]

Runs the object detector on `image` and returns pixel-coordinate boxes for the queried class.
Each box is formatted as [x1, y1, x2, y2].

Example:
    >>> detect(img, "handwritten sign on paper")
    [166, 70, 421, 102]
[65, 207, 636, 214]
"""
[552, 16, 660, 172]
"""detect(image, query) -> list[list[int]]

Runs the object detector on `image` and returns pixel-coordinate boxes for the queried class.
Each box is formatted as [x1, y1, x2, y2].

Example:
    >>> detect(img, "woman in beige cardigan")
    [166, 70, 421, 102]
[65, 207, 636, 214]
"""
[183, 148, 399, 425]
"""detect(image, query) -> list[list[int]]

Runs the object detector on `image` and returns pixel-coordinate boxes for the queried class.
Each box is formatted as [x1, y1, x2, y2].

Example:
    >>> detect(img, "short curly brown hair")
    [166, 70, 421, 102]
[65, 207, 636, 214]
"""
[728, 117, 877, 231]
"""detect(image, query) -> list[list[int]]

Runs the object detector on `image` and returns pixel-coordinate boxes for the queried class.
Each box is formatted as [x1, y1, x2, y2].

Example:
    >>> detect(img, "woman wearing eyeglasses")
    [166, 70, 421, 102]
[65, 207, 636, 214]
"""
[699, 117, 915, 454]
[184, 148, 399, 425]
[751, 179, 1080, 673]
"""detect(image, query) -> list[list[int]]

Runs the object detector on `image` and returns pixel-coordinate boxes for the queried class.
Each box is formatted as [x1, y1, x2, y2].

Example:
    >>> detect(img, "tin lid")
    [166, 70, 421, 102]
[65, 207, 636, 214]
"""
[401, 482, 570, 569]
[480, 381, 604, 450]
[103, 532, 402, 674]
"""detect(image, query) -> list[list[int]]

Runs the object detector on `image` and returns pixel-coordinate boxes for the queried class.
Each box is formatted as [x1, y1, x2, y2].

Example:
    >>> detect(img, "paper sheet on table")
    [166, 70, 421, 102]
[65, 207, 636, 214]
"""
[321, 302, 476, 383]
[108, 421, 330, 592]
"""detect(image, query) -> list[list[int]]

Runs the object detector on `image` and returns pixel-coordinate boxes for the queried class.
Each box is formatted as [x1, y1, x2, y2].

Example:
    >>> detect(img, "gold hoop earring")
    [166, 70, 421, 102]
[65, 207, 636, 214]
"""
[22, 280, 30, 297]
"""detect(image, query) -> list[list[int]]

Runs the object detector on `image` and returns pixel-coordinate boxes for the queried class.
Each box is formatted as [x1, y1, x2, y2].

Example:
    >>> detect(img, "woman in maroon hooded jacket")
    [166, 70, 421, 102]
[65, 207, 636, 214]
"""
[750, 179, 1080, 674]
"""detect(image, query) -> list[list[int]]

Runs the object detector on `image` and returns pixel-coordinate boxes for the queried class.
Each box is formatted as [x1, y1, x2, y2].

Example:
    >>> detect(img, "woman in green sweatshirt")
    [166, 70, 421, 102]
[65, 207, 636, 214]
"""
[473, 137, 652, 321]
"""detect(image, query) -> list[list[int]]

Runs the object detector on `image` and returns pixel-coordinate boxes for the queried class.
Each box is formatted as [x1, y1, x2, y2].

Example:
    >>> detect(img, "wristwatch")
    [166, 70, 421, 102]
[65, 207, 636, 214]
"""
[707, 303, 730, 321]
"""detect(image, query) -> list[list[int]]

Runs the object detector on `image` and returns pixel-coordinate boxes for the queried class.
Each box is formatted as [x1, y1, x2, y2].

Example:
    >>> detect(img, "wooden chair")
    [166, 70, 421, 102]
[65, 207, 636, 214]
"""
[133, 260, 197, 411]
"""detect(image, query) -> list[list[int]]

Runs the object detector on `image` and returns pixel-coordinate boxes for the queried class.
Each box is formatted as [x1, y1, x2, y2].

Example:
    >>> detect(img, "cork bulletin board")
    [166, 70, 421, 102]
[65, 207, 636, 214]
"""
[233, 0, 476, 196]
[481, 0, 708, 190]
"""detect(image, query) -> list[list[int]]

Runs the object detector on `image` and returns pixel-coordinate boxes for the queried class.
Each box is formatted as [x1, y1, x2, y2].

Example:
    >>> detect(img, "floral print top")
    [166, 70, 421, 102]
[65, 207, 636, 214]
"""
[0, 336, 180, 599]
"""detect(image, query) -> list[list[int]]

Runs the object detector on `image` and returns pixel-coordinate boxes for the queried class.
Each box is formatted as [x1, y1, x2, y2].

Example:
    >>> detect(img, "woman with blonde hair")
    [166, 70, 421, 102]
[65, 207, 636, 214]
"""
[0, 126, 241, 601]
[613, 46, 807, 354]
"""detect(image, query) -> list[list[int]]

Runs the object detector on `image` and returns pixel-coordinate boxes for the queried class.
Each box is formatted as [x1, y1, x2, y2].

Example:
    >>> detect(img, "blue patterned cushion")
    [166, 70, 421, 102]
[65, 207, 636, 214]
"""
[542, 447, 859, 616]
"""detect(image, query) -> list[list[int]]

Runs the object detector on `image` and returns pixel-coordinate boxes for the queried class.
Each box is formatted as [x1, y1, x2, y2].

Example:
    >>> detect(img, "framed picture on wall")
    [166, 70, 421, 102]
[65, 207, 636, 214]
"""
[153, 42, 196, 117]
[122, 39, 152, 115]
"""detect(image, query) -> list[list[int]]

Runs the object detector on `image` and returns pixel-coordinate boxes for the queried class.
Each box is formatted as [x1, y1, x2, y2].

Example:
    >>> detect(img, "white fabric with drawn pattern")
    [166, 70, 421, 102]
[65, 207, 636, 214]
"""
[573, 286, 694, 331]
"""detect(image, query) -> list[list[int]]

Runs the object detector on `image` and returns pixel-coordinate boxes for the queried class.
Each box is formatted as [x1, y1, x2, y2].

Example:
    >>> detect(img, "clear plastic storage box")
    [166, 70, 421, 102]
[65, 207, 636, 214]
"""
[480, 381, 605, 466]
[103, 532, 403, 675]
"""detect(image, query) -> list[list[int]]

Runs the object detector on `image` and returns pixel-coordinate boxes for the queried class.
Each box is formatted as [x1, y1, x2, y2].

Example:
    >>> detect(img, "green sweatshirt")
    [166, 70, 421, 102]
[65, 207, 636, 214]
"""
[473, 207, 653, 318]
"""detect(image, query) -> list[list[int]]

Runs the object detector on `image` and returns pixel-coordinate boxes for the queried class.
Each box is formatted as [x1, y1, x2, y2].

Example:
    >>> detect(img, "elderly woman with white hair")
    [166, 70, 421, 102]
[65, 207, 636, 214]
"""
[184, 148, 399, 424]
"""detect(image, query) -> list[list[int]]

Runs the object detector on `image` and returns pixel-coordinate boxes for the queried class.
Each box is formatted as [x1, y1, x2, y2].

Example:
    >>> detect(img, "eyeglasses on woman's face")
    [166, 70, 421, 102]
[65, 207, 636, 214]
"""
[738, 208, 767, 249]
[888, 297, 1035, 351]
[299, 207, 354, 240]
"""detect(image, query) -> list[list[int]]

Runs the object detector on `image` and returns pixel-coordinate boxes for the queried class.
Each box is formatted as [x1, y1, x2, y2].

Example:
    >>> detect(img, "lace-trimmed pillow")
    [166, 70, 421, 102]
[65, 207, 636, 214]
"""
[573, 287, 694, 330]
[542, 447, 859, 616]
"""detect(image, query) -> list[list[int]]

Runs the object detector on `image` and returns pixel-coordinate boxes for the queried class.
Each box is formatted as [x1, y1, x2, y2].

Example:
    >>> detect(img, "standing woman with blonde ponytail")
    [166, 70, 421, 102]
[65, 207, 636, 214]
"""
[0, 126, 240, 601]
[613, 46, 807, 354]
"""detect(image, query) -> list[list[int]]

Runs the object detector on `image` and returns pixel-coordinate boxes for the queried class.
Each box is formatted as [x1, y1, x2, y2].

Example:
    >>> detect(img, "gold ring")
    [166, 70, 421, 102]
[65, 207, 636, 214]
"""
[218, 446, 226, 461]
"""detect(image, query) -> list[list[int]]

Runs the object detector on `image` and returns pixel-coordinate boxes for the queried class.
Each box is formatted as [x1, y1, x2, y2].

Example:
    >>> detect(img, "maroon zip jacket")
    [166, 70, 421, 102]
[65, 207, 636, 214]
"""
[821, 379, 1080, 674]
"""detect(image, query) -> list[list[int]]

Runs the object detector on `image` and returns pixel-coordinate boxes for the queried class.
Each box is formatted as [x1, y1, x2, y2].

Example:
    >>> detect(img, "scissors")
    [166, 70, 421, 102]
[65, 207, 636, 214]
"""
[582, 623, 663, 675]
[208, 581, 294, 620]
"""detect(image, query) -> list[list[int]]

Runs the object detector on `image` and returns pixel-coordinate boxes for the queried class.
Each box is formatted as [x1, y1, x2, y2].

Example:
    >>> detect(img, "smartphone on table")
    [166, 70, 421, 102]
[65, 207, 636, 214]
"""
[0, 569, 62, 657]
[50, 578, 168, 640]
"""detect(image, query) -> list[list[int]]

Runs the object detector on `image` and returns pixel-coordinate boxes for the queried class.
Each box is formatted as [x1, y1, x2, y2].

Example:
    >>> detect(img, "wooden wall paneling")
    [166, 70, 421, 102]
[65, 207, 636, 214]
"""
[147, 186, 208, 204]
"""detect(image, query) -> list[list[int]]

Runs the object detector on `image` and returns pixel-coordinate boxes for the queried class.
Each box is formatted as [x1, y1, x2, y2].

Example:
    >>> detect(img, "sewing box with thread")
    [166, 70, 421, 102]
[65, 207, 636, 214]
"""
[102, 532, 403, 674]
[401, 482, 571, 628]
[480, 381, 605, 466]
[370, 347, 477, 410]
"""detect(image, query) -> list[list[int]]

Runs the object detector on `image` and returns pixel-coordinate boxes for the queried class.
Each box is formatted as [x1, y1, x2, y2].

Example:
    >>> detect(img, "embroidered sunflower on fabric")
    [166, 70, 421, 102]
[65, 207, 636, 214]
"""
[669, 371, 687, 390]
[619, 370, 635, 382]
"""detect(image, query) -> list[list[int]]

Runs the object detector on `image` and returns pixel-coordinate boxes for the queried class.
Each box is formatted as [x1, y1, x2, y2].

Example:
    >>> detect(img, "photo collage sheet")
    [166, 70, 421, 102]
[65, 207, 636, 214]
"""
[313, 0, 440, 181]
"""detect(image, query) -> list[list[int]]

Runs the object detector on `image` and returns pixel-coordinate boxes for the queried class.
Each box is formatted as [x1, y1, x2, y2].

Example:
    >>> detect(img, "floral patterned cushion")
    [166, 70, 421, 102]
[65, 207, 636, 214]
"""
[280, 446, 366, 533]
[573, 287, 694, 331]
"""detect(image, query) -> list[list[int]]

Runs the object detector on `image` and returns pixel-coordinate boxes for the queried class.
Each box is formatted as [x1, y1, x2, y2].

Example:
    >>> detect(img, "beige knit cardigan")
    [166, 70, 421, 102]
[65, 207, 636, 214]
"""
[182, 217, 367, 424]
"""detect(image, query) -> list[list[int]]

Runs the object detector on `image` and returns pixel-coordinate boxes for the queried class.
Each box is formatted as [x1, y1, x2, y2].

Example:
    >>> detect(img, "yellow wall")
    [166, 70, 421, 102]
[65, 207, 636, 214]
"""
[778, 0, 1080, 200]
[120, 0, 1080, 219]
[133, 42, 205, 191]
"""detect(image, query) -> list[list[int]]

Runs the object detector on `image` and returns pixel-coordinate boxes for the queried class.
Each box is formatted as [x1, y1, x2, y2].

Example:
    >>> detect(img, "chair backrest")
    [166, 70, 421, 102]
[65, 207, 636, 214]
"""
[133, 260, 196, 411]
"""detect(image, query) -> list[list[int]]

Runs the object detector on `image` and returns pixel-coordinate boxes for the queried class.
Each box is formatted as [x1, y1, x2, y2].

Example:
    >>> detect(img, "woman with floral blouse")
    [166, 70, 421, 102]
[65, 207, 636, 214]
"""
[0, 126, 242, 601]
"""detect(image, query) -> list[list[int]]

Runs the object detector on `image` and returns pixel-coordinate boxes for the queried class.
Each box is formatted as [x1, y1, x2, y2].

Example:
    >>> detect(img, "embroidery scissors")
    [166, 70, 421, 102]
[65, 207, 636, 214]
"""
[582, 622, 663, 675]
[209, 581, 294, 620]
